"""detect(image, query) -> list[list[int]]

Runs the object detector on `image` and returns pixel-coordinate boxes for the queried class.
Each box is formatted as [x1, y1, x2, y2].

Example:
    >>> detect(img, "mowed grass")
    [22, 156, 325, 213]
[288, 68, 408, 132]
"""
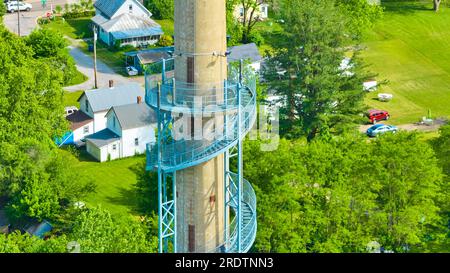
[43, 17, 93, 39]
[362, 1, 450, 124]
[60, 148, 145, 216]
[63, 90, 83, 108]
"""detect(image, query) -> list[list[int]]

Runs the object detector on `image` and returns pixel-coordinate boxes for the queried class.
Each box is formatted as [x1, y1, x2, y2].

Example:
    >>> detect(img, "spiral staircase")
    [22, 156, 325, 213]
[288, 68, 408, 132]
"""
[145, 60, 257, 253]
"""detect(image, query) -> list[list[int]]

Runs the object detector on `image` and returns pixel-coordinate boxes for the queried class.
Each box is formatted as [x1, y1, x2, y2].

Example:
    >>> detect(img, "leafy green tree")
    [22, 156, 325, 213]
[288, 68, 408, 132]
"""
[25, 28, 79, 86]
[237, 0, 269, 43]
[0, 232, 68, 253]
[0, 25, 94, 224]
[0, 2, 5, 17]
[156, 34, 173, 47]
[245, 132, 445, 252]
[145, 0, 174, 20]
[264, 0, 369, 140]
[0, 207, 159, 253]
[70, 207, 158, 253]
[335, 0, 383, 40]
[226, 0, 243, 46]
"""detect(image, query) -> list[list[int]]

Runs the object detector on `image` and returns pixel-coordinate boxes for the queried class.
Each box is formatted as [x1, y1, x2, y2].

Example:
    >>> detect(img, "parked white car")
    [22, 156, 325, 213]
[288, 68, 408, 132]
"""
[7, 1, 32, 13]
[64, 106, 78, 117]
[126, 66, 139, 76]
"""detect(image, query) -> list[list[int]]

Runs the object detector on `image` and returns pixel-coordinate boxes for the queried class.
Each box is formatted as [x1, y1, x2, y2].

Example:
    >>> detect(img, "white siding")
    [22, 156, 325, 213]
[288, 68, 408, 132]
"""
[72, 121, 94, 143]
[113, 0, 149, 19]
[121, 125, 156, 158]
[86, 140, 102, 161]
[93, 111, 108, 133]
[79, 95, 94, 118]
[99, 27, 111, 46]
[250, 61, 261, 73]
[86, 140, 121, 162]
[106, 110, 123, 136]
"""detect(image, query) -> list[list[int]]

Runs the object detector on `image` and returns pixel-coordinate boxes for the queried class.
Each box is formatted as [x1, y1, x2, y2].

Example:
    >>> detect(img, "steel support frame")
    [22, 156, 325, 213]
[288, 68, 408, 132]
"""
[157, 81, 177, 253]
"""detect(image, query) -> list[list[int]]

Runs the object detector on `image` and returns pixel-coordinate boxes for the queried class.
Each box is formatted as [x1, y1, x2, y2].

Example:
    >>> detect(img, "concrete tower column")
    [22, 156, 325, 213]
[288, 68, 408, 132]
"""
[174, 0, 227, 253]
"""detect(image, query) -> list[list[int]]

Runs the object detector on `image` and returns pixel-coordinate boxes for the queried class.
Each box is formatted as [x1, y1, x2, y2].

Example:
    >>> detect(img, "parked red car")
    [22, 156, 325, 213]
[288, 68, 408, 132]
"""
[368, 109, 390, 124]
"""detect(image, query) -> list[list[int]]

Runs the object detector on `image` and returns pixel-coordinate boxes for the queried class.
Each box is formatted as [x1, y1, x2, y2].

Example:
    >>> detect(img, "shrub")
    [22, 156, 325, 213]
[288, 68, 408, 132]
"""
[156, 34, 173, 47]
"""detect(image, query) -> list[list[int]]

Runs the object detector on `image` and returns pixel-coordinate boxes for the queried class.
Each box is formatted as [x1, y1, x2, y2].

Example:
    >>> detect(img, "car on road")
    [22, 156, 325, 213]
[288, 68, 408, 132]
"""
[367, 109, 390, 124]
[6, 1, 32, 13]
[126, 66, 138, 76]
[366, 124, 398, 137]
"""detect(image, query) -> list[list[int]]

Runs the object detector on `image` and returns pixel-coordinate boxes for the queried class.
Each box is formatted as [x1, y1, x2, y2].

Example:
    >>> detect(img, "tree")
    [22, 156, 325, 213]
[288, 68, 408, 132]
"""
[25, 28, 79, 86]
[70, 207, 158, 253]
[156, 34, 173, 47]
[226, 0, 243, 45]
[0, 25, 94, 224]
[237, 0, 271, 43]
[0, 2, 5, 18]
[244, 132, 445, 253]
[0, 207, 159, 253]
[145, 0, 174, 20]
[335, 0, 383, 40]
[263, 0, 369, 140]
[433, 0, 442, 12]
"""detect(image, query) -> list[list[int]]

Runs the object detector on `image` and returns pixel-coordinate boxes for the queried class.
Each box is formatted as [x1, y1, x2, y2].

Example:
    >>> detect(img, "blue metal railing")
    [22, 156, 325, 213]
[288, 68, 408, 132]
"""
[206, 174, 257, 253]
[145, 59, 258, 253]
[145, 78, 257, 172]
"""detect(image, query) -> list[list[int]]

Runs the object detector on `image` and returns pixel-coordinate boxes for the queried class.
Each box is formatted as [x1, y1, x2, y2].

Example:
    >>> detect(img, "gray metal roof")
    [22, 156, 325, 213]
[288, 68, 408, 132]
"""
[94, 0, 151, 19]
[86, 129, 121, 148]
[228, 43, 262, 63]
[109, 103, 157, 130]
[100, 13, 161, 33]
[91, 14, 109, 26]
[80, 83, 145, 113]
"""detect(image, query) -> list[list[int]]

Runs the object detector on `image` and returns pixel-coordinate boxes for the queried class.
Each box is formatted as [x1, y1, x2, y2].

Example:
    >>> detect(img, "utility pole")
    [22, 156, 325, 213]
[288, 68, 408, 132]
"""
[16, 1, 20, 36]
[93, 25, 98, 89]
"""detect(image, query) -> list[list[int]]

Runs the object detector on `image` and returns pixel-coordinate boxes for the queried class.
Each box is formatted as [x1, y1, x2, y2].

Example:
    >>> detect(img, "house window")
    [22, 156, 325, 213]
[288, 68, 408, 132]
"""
[85, 100, 89, 112]
[83, 126, 89, 134]
[112, 144, 117, 150]
[240, 7, 244, 17]
[135, 138, 139, 146]
[129, 4, 133, 12]
[113, 117, 116, 128]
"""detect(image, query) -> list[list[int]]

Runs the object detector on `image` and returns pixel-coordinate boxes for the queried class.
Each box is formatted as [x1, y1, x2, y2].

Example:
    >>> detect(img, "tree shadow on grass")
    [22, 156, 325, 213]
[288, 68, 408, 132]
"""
[105, 186, 141, 215]
[66, 18, 94, 39]
[382, 1, 433, 15]
[104, 161, 158, 216]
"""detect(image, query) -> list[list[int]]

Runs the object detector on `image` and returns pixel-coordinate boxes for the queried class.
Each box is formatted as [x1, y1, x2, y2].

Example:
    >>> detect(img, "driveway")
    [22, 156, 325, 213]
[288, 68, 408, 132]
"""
[3, 0, 72, 36]
[65, 45, 141, 92]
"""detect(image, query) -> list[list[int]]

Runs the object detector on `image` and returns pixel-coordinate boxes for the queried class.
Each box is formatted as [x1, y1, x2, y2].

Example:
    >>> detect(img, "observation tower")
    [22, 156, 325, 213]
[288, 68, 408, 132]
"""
[145, 0, 257, 253]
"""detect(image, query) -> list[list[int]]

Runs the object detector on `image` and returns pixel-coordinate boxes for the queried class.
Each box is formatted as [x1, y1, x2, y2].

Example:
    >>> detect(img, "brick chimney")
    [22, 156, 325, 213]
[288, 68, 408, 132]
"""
[137, 96, 142, 104]
[109, 80, 114, 88]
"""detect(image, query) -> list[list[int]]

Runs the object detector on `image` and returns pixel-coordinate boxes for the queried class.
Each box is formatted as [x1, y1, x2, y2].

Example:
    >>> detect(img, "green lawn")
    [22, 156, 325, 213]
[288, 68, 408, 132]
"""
[66, 70, 88, 86]
[155, 19, 174, 36]
[42, 17, 93, 39]
[362, 1, 450, 124]
[63, 90, 83, 108]
[61, 148, 145, 216]
[62, 92, 146, 216]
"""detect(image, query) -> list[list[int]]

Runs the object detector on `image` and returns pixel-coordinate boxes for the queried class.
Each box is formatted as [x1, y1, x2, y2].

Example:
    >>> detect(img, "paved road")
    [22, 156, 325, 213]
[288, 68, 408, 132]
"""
[65, 44, 142, 92]
[3, 0, 76, 36]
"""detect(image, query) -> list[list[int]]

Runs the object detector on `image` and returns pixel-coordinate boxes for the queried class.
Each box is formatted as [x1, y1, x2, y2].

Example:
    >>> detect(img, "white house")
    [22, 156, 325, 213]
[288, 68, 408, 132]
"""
[235, 1, 269, 21]
[65, 110, 94, 145]
[228, 43, 263, 72]
[92, 0, 163, 47]
[77, 82, 145, 133]
[86, 102, 157, 162]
